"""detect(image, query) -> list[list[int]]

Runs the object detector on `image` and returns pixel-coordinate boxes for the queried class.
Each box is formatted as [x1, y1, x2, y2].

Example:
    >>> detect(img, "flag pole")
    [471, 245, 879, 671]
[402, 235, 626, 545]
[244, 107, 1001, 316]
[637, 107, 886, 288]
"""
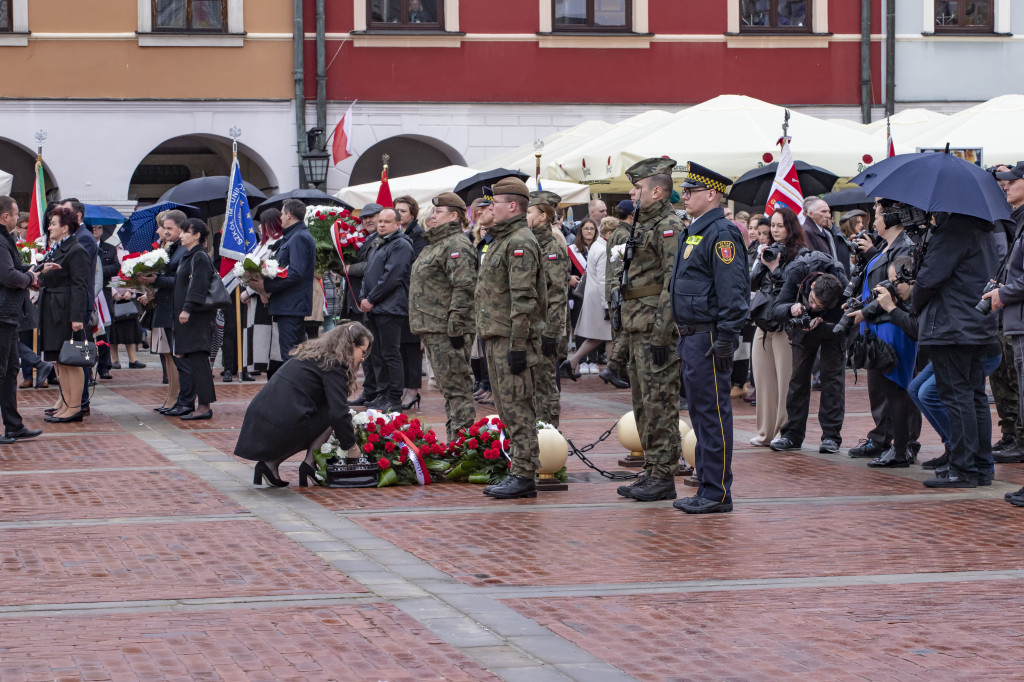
[534, 139, 543, 187]
[229, 127, 244, 375]
[31, 130, 47, 375]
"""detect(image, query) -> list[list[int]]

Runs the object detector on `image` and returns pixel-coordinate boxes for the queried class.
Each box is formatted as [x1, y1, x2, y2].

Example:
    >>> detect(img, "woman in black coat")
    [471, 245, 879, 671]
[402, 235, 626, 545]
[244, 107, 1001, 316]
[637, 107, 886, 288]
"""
[235, 322, 371, 487]
[172, 219, 217, 420]
[38, 207, 91, 423]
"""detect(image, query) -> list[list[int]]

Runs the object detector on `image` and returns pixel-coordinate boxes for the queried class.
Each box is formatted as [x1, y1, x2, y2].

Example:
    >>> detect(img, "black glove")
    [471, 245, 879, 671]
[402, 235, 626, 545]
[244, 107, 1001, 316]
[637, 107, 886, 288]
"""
[603, 309, 610, 320]
[651, 345, 671, 366]
[508, 349, 527, 375]
[541, 336, 558, 357]
[704, 335, 735, 374]
[449, 334, 465, 350]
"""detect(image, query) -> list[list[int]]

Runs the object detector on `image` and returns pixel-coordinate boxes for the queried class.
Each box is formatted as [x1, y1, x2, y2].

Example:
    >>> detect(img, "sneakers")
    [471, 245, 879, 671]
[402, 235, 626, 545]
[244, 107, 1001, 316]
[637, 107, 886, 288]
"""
[673, 496, 733, 514]
[1004, 486, 1024, 503]
[848, 438, 887, 459]
[819, 439, 840, 454]
[769, 436, 800, 451]
[921, 449, 949, 470]
[922, 470, 977, 488]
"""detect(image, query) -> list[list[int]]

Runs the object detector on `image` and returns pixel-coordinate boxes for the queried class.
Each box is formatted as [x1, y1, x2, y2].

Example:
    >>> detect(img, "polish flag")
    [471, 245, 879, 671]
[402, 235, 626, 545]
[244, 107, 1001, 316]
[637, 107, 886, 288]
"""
[25, 159, 45, 243]
[764, 137, 804, 218]
[886, 117, 896, 158]
[376, 166, 393, 208]
[331, 101, 357, 165]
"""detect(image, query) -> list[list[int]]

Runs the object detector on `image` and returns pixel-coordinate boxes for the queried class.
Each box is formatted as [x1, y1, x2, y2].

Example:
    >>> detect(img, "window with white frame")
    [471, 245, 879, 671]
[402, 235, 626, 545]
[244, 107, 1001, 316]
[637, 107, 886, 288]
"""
[728, 0, 827, 36]
[539, 0, 647, 34]
[138, 0, 243, 42]
[0, 0, 27, 39]
[934, 0, 993, 32]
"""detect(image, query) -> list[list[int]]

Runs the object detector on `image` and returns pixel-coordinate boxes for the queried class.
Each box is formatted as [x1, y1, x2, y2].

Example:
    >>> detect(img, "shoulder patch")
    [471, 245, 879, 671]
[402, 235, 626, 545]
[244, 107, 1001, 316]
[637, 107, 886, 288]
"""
[715, 241, 736, 264]
[513, 249, 524, 257]
[450, 252, 460, 259]
[685, 235, 703, 245]
[547, 253, 558, 260]
[662, 229, 674, 238]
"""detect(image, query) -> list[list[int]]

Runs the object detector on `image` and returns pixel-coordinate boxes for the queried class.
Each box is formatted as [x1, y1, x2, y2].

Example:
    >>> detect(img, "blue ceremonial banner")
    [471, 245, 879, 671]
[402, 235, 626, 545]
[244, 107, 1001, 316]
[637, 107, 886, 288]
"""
[220, 158, 258, 263]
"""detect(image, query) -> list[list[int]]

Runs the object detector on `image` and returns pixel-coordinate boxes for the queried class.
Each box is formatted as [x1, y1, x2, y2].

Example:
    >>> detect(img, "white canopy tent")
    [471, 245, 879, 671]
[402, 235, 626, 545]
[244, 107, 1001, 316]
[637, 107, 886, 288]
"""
[905, 94, 1024, 165]
[336, 165, 590, 211]
[475, 120, 613, 178]
[0, 168, 11, 196]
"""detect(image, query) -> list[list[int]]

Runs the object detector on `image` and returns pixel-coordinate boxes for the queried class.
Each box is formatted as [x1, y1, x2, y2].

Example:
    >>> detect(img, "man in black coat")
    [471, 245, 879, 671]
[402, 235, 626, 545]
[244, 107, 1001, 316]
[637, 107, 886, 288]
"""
[94, 225, 120, 379]
[0, 196, 42, 442]
[347, 202, 382, 405]
[918, 212, 999, 487]
[802, 197, 852, 276]
[359, 207, 413, 411]
[251, 198, 315, 375]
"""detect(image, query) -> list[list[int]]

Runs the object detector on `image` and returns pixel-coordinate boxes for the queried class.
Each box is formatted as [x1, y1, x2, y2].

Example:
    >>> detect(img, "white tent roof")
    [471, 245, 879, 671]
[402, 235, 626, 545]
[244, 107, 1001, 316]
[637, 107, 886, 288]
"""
[905, 94, 1024, 164]
[336, 165, 590, 210]
[475, 120, 613, 177]
[0, 168, 11, 196]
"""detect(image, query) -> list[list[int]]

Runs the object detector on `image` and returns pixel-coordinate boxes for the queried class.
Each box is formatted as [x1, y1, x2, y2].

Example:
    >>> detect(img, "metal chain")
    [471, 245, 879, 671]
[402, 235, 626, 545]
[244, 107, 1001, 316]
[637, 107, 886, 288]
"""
[565, 419, 640, 481]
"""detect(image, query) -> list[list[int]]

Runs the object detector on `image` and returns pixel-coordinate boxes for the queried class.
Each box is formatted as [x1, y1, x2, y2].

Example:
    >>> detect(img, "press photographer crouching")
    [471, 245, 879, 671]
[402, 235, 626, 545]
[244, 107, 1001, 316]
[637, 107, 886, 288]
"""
[769, 251, 848, 453]
[914, 211, 1000, 488]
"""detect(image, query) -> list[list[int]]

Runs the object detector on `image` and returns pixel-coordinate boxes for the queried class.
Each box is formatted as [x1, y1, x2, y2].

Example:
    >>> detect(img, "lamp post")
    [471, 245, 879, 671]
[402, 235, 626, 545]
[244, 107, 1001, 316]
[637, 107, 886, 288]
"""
[301, 127, 330, 189]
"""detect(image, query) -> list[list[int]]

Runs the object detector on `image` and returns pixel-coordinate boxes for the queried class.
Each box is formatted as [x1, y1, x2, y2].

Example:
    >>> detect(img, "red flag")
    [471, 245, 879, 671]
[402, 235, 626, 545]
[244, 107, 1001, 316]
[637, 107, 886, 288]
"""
[376, 167, 393, 208]
[886, 117, 896, 158]
[764, 137, 804, 218]
[25, 159, 45, 243]
[332, 101, 356, 165]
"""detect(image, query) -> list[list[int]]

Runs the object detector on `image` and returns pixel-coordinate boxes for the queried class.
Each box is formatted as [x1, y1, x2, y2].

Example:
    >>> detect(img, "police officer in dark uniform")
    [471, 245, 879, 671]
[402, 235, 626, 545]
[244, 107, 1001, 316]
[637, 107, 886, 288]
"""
[669, 162, 750, 514]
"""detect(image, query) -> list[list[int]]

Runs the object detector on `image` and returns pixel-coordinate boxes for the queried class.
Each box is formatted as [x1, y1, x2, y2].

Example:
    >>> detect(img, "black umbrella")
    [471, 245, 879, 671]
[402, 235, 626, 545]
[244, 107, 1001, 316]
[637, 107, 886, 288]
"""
[729, 161, 839, 208]
[453, 168, 529, 203]
[158, 176, 267, 218]
[253, 189, 353, 219]
[822, 187, 874, 211]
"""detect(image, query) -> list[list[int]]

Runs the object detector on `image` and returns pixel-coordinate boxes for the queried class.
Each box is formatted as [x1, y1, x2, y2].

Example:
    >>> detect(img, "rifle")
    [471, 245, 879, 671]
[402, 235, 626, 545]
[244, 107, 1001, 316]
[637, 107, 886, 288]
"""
[609, 188, 642, 331]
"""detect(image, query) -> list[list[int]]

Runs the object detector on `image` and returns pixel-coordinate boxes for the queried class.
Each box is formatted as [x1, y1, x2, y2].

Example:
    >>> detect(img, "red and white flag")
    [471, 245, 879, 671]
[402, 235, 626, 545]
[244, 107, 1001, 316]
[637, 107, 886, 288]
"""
[886, 117, 896, 158]
[25, 159, 45, 243]
[331, 101, 357, 165]
[764, 137, 804, 218]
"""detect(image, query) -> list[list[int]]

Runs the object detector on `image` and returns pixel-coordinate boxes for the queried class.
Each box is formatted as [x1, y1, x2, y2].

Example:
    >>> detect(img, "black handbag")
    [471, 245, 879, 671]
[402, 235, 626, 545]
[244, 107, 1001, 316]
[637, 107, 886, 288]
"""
[192, 257, 231, 312]
[112, 299, 141, 320]
[59, 332, 98, 368]
[848, 331, 897, 373]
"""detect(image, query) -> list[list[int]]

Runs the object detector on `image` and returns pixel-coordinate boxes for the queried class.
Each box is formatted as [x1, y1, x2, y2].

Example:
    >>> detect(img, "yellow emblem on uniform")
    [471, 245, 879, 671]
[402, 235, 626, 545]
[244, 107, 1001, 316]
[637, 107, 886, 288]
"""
[715, 241, 736, 264]
[685, 235, 703, 246]
[683, 244, 693, 259]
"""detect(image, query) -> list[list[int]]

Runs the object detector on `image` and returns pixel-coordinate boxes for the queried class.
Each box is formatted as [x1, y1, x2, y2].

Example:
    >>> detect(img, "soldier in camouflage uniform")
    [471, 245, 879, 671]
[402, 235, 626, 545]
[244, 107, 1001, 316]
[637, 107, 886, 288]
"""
[475, 177, 548, 499]
[613, 158, 684, 503]
[990, 329, 1024, 457]
[600, 200, 634, 389]
[409, 192, 478, 441]
[528, 190, 570, 427]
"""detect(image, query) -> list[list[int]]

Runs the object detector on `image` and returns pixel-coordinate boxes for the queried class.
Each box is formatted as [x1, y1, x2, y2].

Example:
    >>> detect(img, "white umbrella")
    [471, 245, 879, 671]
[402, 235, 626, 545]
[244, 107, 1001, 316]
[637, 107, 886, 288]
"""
[905, 94, 1024, 165]
[0, 168, 11, 196]
[476, 120, 613, 178]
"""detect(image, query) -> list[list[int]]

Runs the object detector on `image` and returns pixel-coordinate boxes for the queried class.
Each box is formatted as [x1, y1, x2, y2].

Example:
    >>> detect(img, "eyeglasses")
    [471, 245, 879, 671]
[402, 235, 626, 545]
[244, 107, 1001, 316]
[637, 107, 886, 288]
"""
[681, 188, 712, 198]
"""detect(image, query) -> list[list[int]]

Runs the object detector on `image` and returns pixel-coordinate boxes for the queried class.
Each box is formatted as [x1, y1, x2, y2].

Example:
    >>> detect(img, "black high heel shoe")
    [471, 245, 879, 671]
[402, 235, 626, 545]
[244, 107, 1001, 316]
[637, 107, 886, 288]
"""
[559, 360, 579, 382]
[298, 462, 323, 487]
[253, 461, 289, 487]
[401, 393, 421, 411]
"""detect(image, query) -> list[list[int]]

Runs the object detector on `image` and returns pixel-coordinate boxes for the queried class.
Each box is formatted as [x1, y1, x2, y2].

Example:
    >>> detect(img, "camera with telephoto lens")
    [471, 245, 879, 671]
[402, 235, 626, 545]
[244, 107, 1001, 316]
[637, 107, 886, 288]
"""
[882, 205, 930, 231]
[762, 241, 786, 264]
[786, 312, 814, 330]
[976, 280, 1000, 315]
[833, 296, 868, 335]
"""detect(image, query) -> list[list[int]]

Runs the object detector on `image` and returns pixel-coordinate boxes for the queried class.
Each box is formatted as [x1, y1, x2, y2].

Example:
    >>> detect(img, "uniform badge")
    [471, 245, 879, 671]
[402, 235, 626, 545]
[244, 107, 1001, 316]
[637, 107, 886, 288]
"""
[450, 252, 460, 259]
[715, 241, 736, 264]
[685, 235, 703, 245]
[662, 229, 674, 237]
[683, 245, 693, 259]
[513, 249, 524, 257]
[547, 254, 558, 260]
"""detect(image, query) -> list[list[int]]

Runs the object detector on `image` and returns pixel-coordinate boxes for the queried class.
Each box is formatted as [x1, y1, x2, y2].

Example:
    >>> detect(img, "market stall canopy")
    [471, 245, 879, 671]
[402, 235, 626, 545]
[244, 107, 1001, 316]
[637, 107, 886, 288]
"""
[554, 95, 880, 192]
[475, 120, 613, 178]
[0, 168, 11, 195]
[905, 94, 1024, 165]
[827, 109, 950, 158]
[337, 165, 590, 210]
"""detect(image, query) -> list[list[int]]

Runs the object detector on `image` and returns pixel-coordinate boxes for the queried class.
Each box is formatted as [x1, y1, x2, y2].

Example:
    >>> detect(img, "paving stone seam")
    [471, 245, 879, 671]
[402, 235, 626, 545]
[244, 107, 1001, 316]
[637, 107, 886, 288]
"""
[0, 465, 180, 476]
[0, 512, 255, 530]
[94, 388, 633, 682]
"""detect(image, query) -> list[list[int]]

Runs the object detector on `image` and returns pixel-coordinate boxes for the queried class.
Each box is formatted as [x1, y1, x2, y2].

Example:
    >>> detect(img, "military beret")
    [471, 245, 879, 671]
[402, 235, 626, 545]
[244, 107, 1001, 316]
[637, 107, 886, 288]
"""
[432, 192, 467, 210]
[625, 157, 677, 185]
[529, 190, 562, 208]
[616, 199, 634, 213]
[360, 202, 384, 217]
[679, 161, 732, 193]
[485, 176, 531, 199]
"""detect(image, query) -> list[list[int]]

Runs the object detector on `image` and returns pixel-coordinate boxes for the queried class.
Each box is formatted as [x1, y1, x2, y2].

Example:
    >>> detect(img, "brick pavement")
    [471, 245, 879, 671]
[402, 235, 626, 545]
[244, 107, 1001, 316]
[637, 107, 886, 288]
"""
[2, 364, 1023, 681]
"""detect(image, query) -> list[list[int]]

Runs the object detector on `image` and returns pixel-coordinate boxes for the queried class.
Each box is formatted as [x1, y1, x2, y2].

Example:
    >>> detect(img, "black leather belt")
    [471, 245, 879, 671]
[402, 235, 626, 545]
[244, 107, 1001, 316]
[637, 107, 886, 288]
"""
[677, 323, 716, 337]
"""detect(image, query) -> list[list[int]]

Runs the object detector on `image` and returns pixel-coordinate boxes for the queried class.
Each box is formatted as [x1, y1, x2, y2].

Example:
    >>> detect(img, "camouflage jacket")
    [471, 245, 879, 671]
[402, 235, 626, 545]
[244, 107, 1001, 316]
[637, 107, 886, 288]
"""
[620, 198, 682, 347]
[474, 214, 546, 351]
[605, 220, 631, 304]
[409, 220, 477, 337]
[532, 223, 569, 344]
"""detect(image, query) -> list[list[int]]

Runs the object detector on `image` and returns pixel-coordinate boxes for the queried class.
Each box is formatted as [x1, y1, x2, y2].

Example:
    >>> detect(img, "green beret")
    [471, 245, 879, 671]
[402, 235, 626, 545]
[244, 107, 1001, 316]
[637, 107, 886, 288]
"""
[625, 157, 677, 185]
[485, 176, 530, 199]
[432, 192, 467, 210]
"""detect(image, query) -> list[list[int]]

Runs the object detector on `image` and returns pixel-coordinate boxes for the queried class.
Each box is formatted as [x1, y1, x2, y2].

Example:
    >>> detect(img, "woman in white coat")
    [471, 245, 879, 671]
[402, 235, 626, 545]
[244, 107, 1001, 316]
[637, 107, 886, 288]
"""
[560, 218, 615, 379]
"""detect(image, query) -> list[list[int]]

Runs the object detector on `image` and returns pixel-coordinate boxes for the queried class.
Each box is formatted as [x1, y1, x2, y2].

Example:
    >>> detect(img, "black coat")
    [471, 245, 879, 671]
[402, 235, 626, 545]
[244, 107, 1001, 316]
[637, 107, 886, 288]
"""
[234, 357, 356, 461]
[771, 250, 850, 344]
[152, 241, 185, 329]
[264, 223, 316, 317]
[38, 237, 91, 353]
[172, 245, 215, 354]
[0, 225, 32, 325]
[345, 231, 377, 317]
[404, 220, 428, 259]
[912, 213, 999, 346]
[360, 231, 413, 317]
[98, 241, 120, 314]
[74, 225, 98, 316]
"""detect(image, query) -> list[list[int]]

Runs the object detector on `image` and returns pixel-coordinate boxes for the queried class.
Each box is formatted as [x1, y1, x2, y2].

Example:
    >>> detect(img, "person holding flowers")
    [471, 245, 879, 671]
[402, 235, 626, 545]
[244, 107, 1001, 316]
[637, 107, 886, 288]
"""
[171, 219, 217, 421]
[235, 322, 372, 487]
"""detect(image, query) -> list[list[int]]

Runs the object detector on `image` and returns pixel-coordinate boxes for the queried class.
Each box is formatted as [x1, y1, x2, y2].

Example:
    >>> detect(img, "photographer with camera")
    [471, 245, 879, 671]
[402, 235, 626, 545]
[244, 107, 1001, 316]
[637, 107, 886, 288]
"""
[768, 249, 848, 454]
[913, 211, 999, 488]
[748, 206, 808, 447]
[842, 199, 922, 467]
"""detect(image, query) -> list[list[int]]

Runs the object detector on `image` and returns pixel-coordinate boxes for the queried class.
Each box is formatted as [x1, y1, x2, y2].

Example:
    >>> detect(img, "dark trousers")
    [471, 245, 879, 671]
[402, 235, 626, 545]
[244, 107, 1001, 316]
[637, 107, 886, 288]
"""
[221, 303, 238, 373]
[679, 332, 733, 503]
[96, 333, 111, 374]
[81, 324, 95, 408]
[401, 317, 422, 390]
[18, 330, 43, 381]
[274, 315, 306, 366]
[182, 351, 216, 406]
[930, 344, 991, 481]
[0, 322, 25, 433]
[367, 313, 403, 403]
[866, 368, 922, 453]
[174, 353, 194, 407]
[781, 334, 846, 445]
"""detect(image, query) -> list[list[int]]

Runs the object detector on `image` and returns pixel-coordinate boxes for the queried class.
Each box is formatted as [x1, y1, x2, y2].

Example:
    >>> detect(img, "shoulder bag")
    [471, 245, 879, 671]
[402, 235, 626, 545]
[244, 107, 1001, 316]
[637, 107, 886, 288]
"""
[192, 256, 231, 312]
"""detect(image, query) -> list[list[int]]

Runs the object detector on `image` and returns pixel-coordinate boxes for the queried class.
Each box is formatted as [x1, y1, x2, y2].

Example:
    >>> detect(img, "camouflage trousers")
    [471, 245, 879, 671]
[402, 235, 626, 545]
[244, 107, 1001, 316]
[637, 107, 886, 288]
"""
[627, 331, 682, 479]
[422, 332, 476, 442]
[607, 325, 630, 374]
[485, 336, 540, 477]
[990, 330, 1024, 444]
[534, 351, 561, 428]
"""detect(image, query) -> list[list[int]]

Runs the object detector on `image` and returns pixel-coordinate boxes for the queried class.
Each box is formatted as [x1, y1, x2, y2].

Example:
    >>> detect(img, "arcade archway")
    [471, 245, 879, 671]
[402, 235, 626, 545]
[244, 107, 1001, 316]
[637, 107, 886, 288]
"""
[349, 135, 466, 186]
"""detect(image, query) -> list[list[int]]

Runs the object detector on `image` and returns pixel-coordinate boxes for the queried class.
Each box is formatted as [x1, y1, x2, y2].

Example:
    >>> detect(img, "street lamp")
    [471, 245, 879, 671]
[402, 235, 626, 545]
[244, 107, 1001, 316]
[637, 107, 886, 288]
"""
[301, 127, 330, 188]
